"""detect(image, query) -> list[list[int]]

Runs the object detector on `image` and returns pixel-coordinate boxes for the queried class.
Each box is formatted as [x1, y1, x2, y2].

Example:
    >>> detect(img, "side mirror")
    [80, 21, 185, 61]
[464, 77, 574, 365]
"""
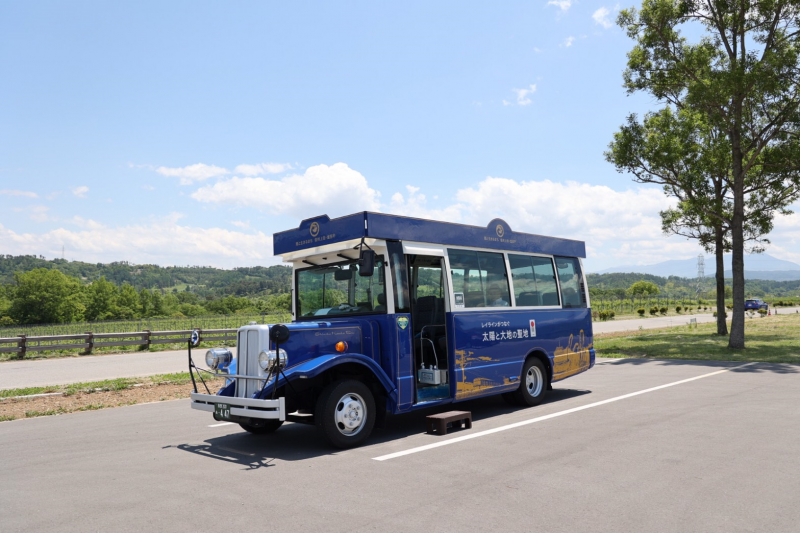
[359, 249, 375, 277]
[269, 324, 290, 344]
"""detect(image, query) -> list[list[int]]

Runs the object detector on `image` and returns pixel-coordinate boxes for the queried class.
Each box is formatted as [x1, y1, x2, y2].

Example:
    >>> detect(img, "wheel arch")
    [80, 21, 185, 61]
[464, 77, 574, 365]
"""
[525, 349, 553, 384]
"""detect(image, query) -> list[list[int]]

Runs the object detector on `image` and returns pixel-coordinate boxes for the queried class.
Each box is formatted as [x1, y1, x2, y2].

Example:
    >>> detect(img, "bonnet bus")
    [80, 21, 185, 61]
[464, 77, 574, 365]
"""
[189, 212, 594, 448]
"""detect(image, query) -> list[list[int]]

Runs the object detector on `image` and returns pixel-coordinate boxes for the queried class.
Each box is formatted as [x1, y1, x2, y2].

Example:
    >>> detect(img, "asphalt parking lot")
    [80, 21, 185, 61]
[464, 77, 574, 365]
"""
[2, 357, 799, 532]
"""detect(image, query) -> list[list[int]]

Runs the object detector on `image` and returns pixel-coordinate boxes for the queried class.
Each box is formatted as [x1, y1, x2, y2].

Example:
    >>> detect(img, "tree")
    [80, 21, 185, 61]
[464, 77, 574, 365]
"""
[9, 269, 85, 324]
[617, 0, 800, 348]
[607, 106, 771, 335]
[628, 280, 661, 297]
[84, 277, 119, 321]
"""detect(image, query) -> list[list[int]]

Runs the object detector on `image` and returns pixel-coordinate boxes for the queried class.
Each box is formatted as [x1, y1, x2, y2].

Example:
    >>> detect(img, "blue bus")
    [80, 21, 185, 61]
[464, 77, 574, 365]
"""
[190, 212, 594, 448]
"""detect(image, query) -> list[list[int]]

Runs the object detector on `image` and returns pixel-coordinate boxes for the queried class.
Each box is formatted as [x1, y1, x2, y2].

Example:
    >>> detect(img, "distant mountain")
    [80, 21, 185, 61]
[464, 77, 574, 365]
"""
[595, 253, 800, 280]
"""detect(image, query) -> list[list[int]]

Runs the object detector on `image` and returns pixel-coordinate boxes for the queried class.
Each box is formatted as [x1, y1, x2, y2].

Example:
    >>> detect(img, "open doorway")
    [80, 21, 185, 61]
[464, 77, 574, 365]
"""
[408, 254, 450, 403]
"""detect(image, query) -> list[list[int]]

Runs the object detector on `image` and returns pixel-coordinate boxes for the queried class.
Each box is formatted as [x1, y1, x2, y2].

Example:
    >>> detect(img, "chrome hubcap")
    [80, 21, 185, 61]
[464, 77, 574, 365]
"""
[335, 393, 366, 436]
[525, 365, 543, 397]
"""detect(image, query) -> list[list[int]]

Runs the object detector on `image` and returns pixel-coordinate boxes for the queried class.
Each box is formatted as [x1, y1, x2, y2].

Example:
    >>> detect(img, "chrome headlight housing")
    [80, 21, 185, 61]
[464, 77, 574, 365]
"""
[205, 348, 233, 370]
[258, 349, 287, 371]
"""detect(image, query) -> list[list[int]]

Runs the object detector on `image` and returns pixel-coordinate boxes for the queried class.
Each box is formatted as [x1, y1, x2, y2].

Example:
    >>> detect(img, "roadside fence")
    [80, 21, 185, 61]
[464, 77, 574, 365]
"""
[0, 329, 237, 359]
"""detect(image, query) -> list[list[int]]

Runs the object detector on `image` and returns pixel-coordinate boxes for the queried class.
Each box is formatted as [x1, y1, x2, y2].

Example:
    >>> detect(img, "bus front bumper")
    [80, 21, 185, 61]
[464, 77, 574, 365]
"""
[190, 392, 286, 422]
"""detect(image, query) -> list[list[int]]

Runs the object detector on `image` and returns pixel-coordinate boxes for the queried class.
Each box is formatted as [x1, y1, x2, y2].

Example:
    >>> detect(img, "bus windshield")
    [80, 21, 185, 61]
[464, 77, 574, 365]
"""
[296, 257, 387, 317]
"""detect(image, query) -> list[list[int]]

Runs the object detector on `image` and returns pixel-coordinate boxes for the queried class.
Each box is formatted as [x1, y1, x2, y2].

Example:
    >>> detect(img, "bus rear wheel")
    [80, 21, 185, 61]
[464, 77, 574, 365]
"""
[315, 379, 376, 449]
[512, 357, 548, 407]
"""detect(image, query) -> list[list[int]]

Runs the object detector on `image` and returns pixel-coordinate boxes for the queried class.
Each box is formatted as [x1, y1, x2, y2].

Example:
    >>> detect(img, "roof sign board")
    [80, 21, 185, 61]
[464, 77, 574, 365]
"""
[273, 212, 585, 258]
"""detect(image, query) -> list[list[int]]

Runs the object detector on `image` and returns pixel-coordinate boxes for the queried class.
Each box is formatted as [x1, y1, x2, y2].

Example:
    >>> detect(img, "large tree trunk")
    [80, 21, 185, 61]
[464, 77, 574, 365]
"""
[728, 131, 746, 349]
[714, 224, 728, 336]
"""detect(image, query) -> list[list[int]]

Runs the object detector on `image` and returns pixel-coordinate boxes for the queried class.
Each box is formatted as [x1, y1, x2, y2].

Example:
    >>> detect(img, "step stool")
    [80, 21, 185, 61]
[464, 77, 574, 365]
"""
[426, 410, 472, 435]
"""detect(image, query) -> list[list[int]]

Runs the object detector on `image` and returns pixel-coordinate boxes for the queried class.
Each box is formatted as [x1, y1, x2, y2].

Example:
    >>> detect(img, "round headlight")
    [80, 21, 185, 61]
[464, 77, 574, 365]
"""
[206, 348, 233, 370]
[258, 349, 287, 371]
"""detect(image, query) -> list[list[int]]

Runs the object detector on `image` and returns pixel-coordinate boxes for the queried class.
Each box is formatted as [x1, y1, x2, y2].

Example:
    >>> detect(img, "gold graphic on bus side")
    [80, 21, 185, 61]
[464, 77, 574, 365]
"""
[454, 349, 513, 399]
[552, 330, 592, 381]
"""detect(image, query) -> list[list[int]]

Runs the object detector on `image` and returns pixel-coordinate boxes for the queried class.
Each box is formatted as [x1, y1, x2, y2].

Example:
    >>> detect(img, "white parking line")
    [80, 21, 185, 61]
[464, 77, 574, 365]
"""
[373, 362, 755, 461]
[208, 422, 234, 427]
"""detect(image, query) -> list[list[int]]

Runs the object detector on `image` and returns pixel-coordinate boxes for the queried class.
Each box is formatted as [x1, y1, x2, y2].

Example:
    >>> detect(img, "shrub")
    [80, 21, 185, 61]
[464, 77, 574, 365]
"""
[609, 310, 615, 319]
[637, 308, 646, 317]
[0, 316, 15, 327]
[649, 306, 658, 315]
[659, 306, 667, 315]
[758, 309, 767, 317]
[675, 306, 682, 313]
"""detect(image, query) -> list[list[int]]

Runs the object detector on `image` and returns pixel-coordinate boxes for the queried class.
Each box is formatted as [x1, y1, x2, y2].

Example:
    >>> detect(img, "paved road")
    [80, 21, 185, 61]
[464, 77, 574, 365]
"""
[2, 358, 798, 532]
[1, 308, 797, 390]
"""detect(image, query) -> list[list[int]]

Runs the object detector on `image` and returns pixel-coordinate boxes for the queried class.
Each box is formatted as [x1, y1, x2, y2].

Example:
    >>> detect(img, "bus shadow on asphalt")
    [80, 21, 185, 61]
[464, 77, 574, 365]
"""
[169, 387, 591, 467]
[603, 357, 799, 374]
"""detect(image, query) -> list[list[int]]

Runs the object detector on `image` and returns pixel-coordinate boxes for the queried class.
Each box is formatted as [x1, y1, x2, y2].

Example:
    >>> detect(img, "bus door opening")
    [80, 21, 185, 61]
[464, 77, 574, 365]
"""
[408, 255, 450, 403]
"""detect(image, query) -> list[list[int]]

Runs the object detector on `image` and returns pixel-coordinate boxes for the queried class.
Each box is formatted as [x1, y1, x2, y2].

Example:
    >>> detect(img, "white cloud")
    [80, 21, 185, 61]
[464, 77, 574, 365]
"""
[0, 189, 38, 198]
[562, 36, 576, 47]
[29, 205, 52, 223]
[234, 163, 293, 176]
[388, 185, 464, 222]
[547, 0, 572, 12]
[593, 7, 613, 28]
[0, 214, 277, 268]
[231, 220, 251, 229]
[142, 184, 155, 191]
[70, 216, 105, 230]
[503, 84, 537, 106]
[156, 163, 230, 185]
[191, 163, 381, 218]
[71, 186, 89, 198]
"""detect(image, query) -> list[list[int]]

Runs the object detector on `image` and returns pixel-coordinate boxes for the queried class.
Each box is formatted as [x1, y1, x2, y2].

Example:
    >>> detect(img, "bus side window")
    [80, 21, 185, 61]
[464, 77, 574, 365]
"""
[555, 257, 586, 308]
[509, 254, 558, 307]
[447, 248, 510, 308]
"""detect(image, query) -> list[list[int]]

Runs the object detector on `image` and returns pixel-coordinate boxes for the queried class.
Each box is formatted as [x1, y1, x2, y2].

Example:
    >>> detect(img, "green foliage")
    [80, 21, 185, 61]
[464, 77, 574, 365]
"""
[637, 308, 646, 316]
[9, 269, 86, 324]
[675, 306, 682, 313]
[659, 306, 667, 315]
[628, 280, 660, 297]
[649, 306, 658, 315]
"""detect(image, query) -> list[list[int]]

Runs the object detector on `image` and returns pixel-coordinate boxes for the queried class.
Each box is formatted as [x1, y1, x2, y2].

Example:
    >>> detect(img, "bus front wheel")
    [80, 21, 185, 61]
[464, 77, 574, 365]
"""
[315, 379, 376, 449]
[239, 420, 284, 434]
[513, 357, 548, 407]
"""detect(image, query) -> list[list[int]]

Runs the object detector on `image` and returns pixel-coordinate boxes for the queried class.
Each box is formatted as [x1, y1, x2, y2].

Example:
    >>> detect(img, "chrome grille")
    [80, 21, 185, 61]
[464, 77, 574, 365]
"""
[234, 327, 267, 398]
[245, 329, 261, 397]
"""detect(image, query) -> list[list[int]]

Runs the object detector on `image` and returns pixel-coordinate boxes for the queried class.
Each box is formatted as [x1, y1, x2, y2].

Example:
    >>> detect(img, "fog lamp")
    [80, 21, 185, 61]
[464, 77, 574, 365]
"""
[205, 348, 233, 370]
[258, 349, 287, 371]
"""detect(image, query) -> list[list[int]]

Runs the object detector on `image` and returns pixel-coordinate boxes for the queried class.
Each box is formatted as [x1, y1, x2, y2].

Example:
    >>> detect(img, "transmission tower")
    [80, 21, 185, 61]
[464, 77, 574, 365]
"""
[696, 254, 705, 299]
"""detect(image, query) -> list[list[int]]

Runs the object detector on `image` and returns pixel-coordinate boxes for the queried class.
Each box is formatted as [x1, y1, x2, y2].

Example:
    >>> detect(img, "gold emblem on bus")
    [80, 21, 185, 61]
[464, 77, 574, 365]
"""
[310, 222, 320, 237]
[496, 224, 505, 238]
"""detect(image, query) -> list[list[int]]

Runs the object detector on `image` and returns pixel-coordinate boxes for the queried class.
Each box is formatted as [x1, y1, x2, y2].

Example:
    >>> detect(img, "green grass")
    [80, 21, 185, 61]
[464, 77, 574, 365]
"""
[1, 372, 199, 398]
[0, 313, 291, 338]
[24, 408, 67, 417]
[0, 415, 15, 421]
[596, 313, 800, 364]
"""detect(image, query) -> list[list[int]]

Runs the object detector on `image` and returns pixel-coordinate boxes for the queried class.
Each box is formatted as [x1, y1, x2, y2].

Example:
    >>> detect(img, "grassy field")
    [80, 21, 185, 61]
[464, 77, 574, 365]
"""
[0, 313, 292, 338]
[595, 312, 800, 364]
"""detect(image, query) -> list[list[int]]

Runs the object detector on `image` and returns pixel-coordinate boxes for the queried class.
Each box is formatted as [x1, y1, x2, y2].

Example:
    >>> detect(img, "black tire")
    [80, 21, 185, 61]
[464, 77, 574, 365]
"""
[239, 420, 284, 435]
[512, 357, 549, 407]
[315, 379, 376, 449]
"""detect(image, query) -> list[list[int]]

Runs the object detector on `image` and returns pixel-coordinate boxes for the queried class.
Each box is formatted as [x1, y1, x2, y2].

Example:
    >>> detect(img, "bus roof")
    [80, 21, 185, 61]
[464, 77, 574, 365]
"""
[273, 212, 585, 258]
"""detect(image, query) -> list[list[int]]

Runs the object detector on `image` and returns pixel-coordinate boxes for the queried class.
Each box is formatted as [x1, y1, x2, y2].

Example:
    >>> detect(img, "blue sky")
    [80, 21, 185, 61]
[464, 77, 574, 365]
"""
[2, 1, 798, 272]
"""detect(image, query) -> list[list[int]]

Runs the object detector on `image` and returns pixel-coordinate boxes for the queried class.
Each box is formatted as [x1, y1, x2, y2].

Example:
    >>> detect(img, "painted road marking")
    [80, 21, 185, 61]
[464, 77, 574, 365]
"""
[208, 422, 234, 427]
[373, 362, 755, 461]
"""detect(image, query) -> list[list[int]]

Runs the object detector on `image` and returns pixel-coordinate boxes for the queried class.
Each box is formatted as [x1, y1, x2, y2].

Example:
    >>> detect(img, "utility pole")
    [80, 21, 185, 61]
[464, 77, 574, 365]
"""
[696, 255, 705, 300]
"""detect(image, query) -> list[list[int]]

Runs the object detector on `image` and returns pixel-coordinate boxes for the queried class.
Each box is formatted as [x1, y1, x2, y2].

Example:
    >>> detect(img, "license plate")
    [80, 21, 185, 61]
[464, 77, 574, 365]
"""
[214, 403, 231, 420]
